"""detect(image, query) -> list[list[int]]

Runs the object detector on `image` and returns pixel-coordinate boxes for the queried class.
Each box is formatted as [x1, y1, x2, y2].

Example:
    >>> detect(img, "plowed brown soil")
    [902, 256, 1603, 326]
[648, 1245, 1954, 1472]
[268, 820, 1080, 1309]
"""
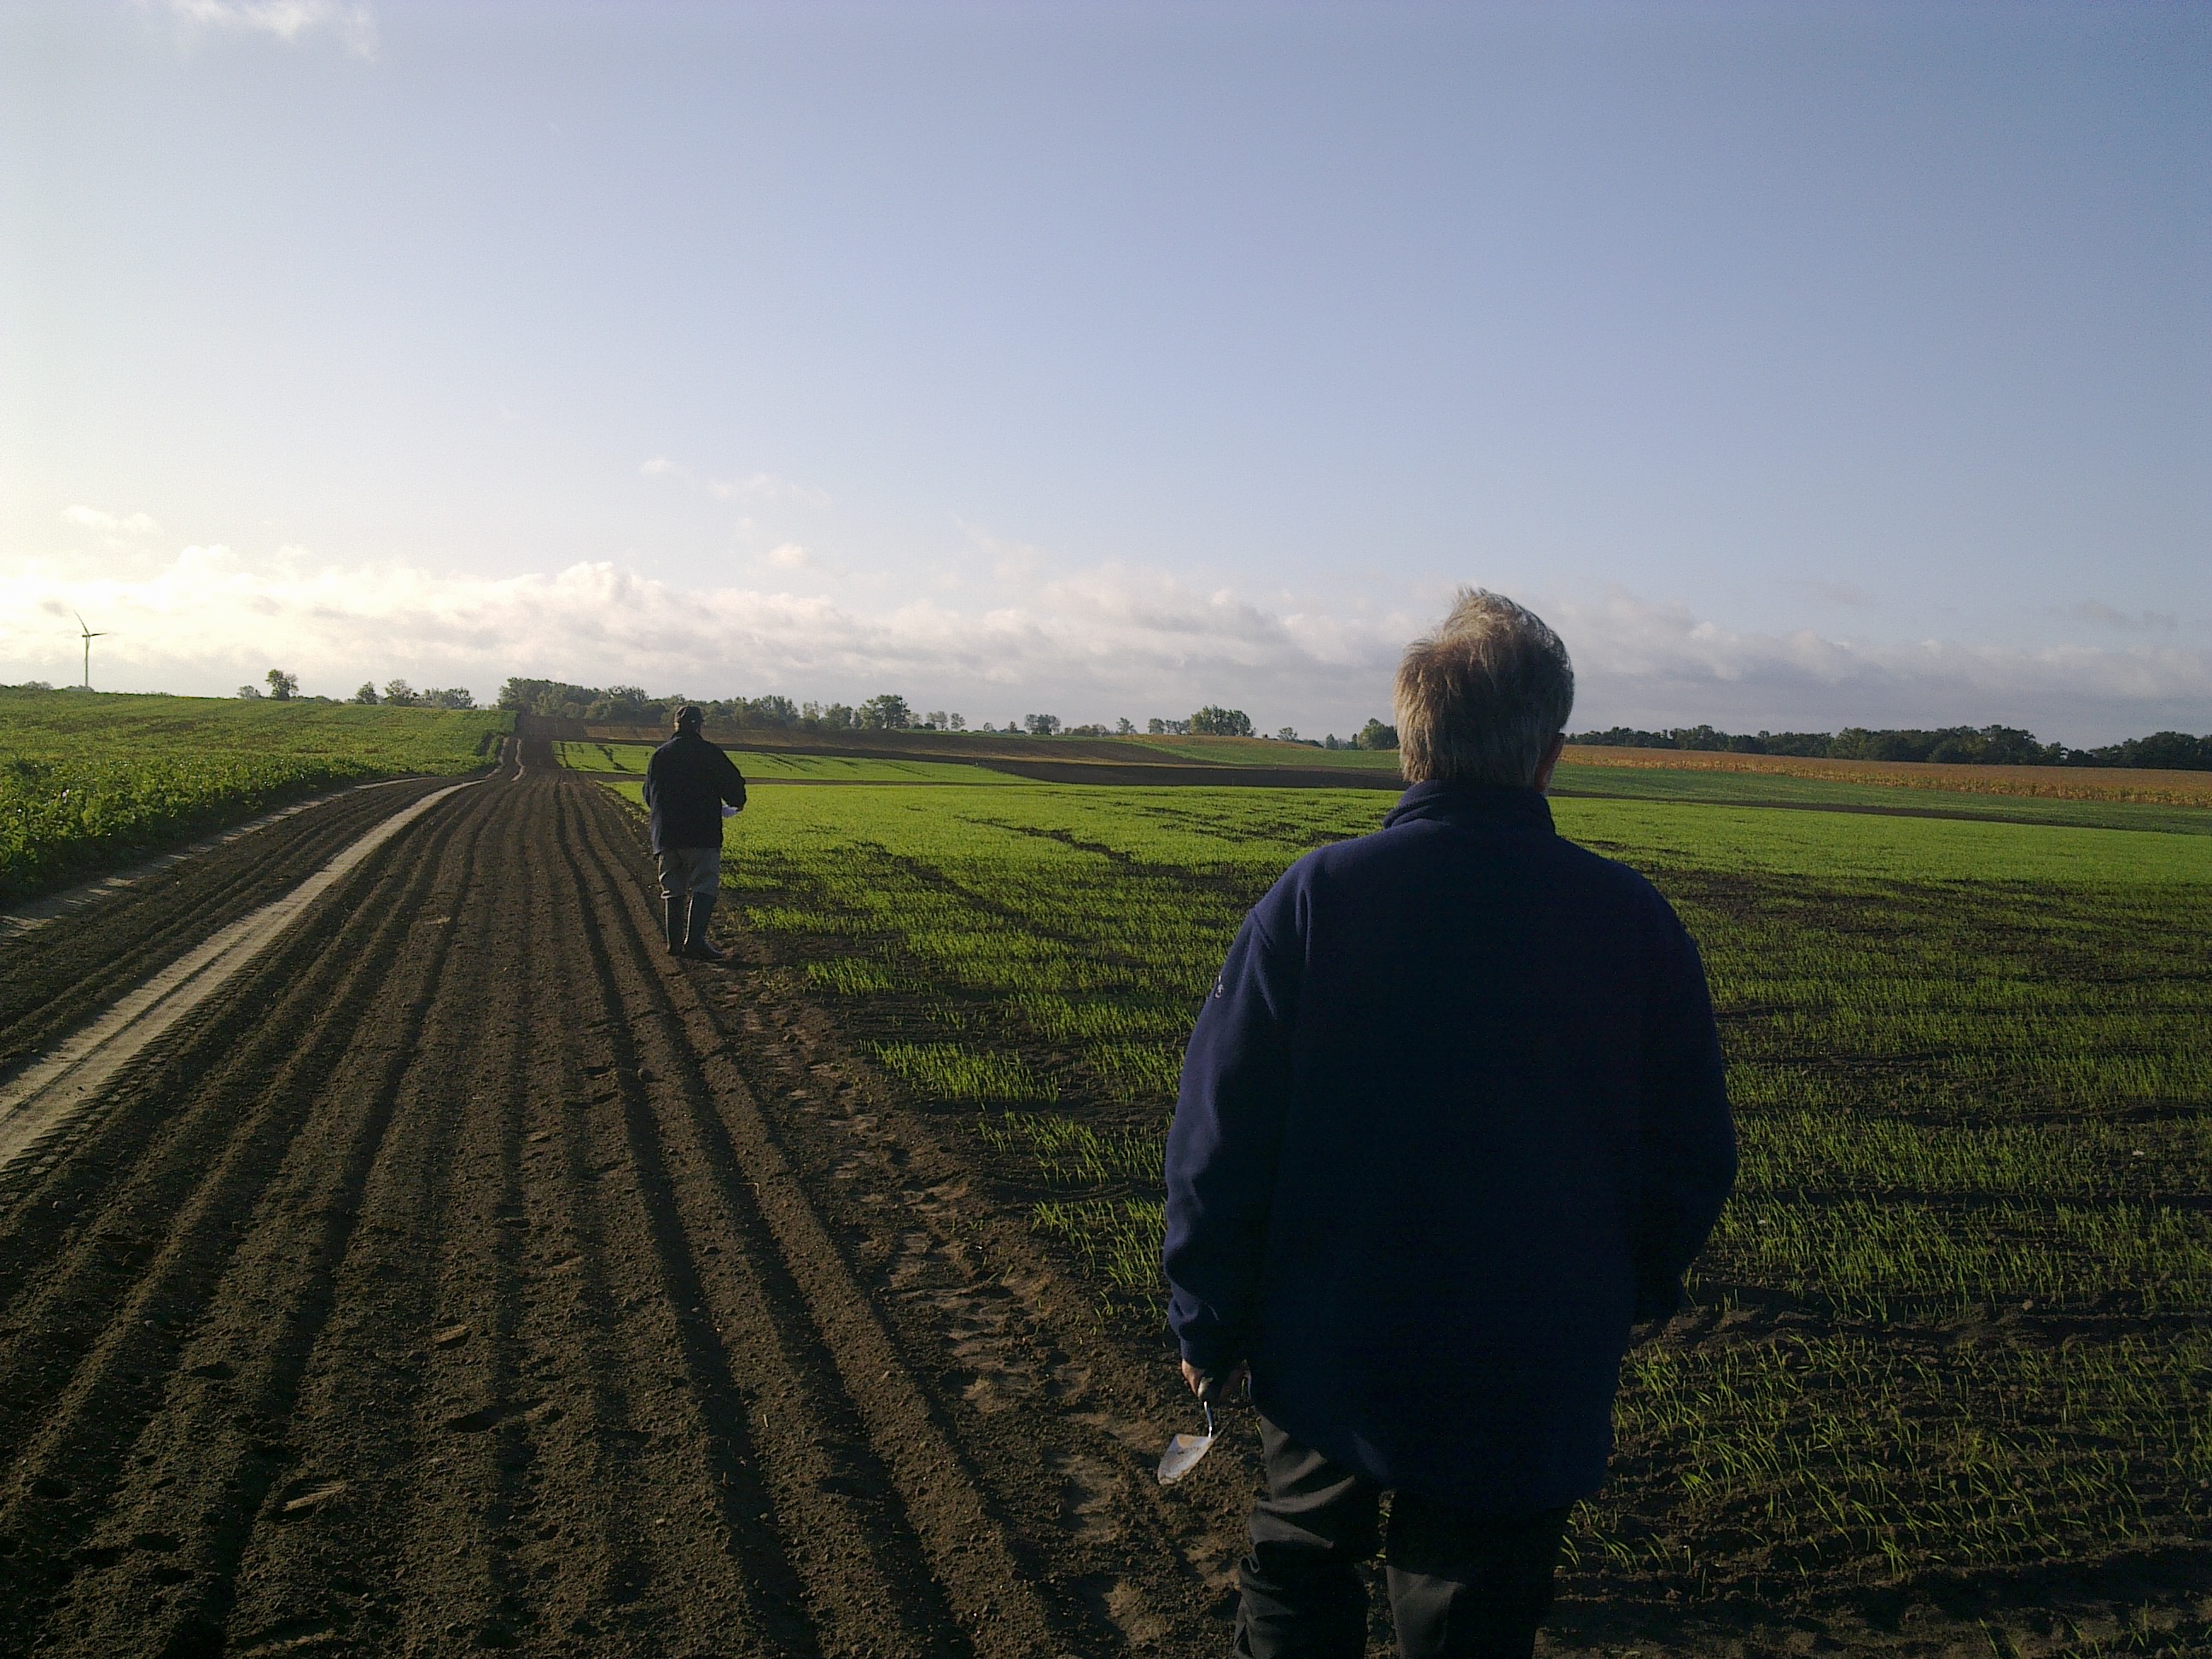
[0, 746, 1252, 1658]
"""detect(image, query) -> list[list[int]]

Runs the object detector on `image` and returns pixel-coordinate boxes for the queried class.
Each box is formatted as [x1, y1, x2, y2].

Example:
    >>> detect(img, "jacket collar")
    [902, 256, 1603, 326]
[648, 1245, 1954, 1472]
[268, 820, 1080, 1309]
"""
[1383, 778, 1556, 834]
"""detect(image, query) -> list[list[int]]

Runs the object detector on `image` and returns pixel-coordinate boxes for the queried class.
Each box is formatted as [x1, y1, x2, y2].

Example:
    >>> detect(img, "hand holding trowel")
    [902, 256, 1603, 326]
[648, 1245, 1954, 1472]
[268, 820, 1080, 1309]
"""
[1159, 1360, 1245, 1485]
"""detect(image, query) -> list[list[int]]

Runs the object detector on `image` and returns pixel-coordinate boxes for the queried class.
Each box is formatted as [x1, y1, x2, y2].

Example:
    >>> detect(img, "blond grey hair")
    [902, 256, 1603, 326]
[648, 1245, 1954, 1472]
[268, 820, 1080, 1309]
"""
[1394, 590, 1575, 787]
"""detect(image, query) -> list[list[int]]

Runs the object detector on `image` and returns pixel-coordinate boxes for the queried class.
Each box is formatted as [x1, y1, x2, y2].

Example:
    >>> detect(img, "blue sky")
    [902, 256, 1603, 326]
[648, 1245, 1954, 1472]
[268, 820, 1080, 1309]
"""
[3, 0, 2205, 741]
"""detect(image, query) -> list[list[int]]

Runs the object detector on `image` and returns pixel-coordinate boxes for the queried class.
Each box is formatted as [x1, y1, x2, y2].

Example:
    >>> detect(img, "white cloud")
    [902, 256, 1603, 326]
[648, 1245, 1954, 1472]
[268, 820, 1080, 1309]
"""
[2, 551, 2204, 743]
[160, 0, 378, 58]
[762, 544, 812, 570]
[1547, 587, 2212, 741]
[2067, 599, 2180, 633]
[61, 505, 161, 537]
[642, 457, 832, 510]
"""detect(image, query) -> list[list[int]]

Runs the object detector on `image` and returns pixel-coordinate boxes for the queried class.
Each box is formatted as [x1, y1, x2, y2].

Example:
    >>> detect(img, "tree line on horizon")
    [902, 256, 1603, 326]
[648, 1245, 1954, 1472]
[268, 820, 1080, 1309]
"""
[493, 678, 1404, 750]
[10, 676, 2204, 771]
[1570, 723, 2212, 772]
[223, 668, 479, 709]
[492, 681, 2209, 772]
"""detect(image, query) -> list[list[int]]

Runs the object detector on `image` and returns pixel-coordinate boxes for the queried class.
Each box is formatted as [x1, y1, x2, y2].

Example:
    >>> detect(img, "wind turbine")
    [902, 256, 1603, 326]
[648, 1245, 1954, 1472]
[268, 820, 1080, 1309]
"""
[74, 612, 107, 689]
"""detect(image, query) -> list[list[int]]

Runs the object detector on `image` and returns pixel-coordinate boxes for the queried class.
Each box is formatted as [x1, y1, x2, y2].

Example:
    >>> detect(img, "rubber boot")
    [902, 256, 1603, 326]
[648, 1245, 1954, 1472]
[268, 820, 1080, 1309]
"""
[662, 897, 685, 956]
[684, 894, 730, 962]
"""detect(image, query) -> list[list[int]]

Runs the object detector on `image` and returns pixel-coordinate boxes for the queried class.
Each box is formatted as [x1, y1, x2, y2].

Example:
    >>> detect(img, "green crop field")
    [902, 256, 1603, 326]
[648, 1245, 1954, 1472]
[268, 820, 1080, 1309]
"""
[557, 740, 1023, 784]
[608, 770, 2212, 1630]
[1, 688, 509, 902]
[1116, 734, 1402, 769]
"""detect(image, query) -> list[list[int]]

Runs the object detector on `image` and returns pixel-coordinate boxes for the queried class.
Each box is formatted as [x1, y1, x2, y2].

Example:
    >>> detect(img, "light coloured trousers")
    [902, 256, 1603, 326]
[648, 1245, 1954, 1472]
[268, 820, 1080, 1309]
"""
[655, 847, 721, 905]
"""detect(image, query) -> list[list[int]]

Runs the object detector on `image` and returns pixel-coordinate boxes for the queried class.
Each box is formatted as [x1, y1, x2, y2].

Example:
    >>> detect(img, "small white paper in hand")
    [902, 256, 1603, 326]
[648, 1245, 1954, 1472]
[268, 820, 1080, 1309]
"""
[721, 805, 739, 818]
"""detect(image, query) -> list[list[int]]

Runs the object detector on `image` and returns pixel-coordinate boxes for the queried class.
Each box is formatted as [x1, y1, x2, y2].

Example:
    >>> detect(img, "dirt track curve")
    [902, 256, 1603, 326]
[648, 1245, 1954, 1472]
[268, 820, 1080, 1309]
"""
[0, 742, 1246, 1658]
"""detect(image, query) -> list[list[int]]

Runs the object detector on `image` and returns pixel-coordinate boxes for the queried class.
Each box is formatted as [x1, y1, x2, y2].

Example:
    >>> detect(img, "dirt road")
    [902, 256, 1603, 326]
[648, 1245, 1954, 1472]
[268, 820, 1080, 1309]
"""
[0, 747, 1242, 1657]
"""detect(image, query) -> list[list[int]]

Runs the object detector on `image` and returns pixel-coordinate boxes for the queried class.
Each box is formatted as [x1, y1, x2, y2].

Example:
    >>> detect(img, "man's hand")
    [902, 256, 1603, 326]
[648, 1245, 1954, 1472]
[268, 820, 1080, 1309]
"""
[1180, 1359, 1247, 1402]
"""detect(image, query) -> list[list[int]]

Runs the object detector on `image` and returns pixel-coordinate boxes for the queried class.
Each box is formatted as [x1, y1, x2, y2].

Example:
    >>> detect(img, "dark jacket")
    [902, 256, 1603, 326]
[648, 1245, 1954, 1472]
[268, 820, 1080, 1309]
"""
[1163, 781, 1734, 1515]
[642, 731, 748, 853]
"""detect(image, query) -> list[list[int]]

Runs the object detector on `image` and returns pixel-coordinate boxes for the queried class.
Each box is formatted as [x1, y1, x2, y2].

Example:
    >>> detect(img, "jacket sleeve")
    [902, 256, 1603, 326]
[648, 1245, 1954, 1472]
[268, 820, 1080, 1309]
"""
[1632, 901, 1737, 1322]
[716, 748, 747, 811]
[641, 751, 662, 814]
[1163, 894, 1301, 1375]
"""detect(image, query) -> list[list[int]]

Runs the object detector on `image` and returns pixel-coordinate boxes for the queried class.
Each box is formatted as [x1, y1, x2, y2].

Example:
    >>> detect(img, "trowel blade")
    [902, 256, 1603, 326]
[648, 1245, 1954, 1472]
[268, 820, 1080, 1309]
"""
[1157, 1431, 1215, 1486]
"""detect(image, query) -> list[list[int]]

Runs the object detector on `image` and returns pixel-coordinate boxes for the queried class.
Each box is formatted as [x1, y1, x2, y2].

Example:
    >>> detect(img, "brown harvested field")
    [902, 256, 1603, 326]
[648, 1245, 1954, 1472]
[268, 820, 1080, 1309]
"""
[1560, 743, 2212, 806]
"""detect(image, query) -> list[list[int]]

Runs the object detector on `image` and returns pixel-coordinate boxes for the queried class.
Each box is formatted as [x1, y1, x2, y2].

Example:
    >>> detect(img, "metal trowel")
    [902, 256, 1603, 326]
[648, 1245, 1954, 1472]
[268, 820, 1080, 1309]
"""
[1157, 1397, 1217, 1485]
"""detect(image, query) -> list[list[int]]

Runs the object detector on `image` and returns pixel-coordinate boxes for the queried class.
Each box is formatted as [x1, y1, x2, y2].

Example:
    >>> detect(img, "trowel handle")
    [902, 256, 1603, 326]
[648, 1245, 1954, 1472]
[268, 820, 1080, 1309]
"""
[1193, 1362, 1247, 1405]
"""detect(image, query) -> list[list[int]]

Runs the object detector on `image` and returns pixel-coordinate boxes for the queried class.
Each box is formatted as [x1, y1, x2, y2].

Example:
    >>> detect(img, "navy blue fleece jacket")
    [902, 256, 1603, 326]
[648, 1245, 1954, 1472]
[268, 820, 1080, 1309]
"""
[642, 731, 747, 853]
[1162, 781, 1735, 1514]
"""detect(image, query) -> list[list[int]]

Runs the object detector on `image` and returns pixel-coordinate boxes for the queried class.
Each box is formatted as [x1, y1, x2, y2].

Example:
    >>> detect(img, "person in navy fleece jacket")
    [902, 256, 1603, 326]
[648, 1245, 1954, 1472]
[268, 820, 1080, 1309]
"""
[1164, 590, 1735, 1659]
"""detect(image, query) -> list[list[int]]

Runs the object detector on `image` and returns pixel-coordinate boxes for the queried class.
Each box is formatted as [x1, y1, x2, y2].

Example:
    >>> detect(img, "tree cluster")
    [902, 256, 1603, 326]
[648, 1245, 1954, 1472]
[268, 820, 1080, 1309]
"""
[236, 667, 473, 706]
[496, 679, 798, 727]
[1187, 707, 1254, 736]
[350, 678, 475, 709]
[1569, 723, 2212, 771]
[1319, 719, 1397, 751]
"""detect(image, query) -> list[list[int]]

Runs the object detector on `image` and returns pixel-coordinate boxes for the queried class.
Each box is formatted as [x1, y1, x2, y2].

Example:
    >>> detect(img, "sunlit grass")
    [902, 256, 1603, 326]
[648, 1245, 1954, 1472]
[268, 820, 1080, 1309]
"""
[2, 688, 509, 899]
[602, 773, 2212, 1592]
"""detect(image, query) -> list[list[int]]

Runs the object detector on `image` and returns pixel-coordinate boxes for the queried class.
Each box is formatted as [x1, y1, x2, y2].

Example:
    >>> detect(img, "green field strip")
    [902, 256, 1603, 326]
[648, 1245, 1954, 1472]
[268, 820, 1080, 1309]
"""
[1586, 1330, 2211, 1588]
[3, 689, 510, 901]
[1117, 736, 1402, 770]
[557, 740, 1023, 783]
[594, 770, 2212, 1594]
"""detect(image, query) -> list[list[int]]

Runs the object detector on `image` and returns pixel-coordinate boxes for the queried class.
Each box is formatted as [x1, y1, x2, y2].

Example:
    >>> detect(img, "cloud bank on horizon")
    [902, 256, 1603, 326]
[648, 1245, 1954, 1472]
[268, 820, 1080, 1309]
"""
[5, 546, 2205, 746]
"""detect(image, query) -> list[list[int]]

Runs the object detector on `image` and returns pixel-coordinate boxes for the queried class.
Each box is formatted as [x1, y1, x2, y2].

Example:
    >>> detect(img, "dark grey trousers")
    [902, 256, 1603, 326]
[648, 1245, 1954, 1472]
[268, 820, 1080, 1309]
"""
[1234, 1417, 1570, 1659]
[655, 846, 720, 904]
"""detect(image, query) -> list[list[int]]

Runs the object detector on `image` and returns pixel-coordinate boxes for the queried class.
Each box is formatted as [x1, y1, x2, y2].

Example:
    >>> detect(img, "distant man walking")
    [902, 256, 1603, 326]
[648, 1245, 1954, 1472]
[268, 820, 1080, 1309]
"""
[1164, 591, 1736, 1659]
[643, 705, 748, 962]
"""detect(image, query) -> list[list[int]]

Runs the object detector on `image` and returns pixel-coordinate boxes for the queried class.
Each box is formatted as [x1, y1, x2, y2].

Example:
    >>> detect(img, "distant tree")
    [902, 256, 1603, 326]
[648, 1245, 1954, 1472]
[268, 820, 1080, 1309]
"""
[1355, 719, 1397, 751]
[352, 682, 380, 705]
[713, 694, 796, 728]
[236, 684, 262, 699]
[265, 668, 299, 701]
[1190, 706, 1252, 737]
[861, 693, 912, 731]
[1115, 718, 1135, 735]
[1323, 734, 1342, 749]
[2077, 730, 2212, 771]
[423, 686, 475, 710]
[1275, 726, 1298, 742]
[498, 678, 598, 718]
[383, 678, 420, 707]
[582, 684, 658, 722]
[947, 713, 966, 731]
[1025, 713, 1062, 736]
